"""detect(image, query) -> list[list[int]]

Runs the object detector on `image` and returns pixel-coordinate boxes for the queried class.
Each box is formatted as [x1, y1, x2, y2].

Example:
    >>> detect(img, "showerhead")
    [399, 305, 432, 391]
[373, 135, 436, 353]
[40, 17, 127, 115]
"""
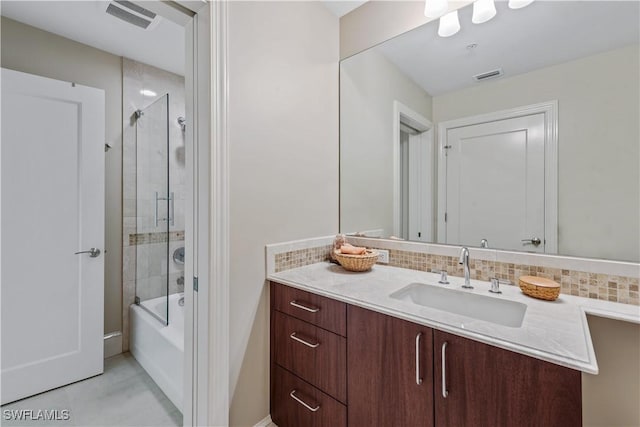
[177, 117, 186, 132]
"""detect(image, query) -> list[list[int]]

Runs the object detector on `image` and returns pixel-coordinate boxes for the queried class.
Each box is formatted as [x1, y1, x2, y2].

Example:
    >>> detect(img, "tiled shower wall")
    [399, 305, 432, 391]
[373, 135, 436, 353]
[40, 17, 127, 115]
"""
[122, 58, 185, 350]
[267, 236, 640, 306]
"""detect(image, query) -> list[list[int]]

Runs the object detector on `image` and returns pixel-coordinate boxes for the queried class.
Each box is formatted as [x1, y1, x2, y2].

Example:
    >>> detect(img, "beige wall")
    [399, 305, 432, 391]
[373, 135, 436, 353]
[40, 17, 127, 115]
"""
[341, 48, 432, 236]
[1, 17, 123, 336]
[227, 2, 339, 425]
[432, 45, 640, 262]
[583, 315, 640, 426]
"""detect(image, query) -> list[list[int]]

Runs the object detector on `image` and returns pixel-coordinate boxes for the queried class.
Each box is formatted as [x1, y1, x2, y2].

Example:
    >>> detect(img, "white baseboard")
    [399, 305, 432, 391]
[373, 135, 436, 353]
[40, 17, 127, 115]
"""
[254, 415, 273, 427]
[104, 331, 123, 358]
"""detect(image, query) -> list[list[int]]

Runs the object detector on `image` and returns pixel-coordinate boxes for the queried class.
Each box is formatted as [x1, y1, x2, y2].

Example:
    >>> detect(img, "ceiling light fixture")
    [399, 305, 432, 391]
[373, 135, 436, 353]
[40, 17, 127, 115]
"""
[140, 89, 157, 97]
[424, 0, 449, 18]
[438, 10, 461, 37]
[508, 0, 535, 9]
[472, 0, 497, 24]
[429, 0, 530, 38]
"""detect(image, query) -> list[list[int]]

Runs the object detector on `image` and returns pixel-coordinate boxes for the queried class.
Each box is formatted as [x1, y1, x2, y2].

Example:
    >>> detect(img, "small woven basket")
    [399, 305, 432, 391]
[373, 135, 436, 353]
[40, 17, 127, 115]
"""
[519, 276, 560, 301]
[334, 249, 379, 272]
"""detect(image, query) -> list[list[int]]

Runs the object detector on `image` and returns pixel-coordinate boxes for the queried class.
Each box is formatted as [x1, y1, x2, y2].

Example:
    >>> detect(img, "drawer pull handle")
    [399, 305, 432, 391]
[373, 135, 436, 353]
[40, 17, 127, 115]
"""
[289, 300, 320, 313]
[290, 390, 320, 412]
[290, 332, 320, 348]
[415, 332, 423, 385]
[442, 341, 449, 398]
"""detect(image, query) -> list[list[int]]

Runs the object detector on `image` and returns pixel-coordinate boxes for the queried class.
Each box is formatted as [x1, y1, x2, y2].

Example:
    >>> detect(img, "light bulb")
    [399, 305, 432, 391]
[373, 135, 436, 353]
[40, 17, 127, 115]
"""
[508, 0, 534, 9]
[438, 10, 460, 37]
[472, 0, 497, 24]
[424, 0, 449, 18]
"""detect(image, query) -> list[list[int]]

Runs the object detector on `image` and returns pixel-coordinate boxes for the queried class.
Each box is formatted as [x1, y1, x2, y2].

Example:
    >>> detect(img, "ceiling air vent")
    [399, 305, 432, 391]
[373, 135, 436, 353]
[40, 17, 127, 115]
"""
[105, 1, 159, 30]
[473, 68, 504, 82]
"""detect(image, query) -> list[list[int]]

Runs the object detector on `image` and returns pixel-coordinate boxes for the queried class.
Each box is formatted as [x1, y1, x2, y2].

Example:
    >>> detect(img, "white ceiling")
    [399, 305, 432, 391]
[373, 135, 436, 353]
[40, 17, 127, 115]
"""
[1, 1, 185, 76]
[321, 0, 369, 17]
[374, 1, 640, 96]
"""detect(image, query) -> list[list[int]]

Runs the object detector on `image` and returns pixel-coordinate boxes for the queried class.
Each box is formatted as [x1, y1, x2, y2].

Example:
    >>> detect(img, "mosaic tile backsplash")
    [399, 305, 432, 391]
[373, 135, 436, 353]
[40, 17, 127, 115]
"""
[274, 244, 333, 273]
[273, 245, 639, 306]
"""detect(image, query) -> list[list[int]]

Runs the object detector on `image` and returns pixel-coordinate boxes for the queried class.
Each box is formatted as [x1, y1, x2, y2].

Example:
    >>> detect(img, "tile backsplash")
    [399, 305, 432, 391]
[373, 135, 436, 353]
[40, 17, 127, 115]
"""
[274, 245, 333, 273]
[384, 250, 639, 305]
[267, 236, 639, 306]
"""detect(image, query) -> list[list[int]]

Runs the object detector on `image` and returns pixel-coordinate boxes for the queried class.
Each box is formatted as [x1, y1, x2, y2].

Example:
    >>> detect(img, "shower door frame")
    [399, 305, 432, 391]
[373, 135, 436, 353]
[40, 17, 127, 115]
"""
[137, 2, 230, 426]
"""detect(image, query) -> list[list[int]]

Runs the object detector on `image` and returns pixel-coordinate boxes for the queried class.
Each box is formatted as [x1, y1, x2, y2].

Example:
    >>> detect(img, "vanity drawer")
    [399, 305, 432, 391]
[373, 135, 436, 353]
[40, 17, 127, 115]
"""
[271, 281, 346, 336]
[272, 310, 347, 403]
[272, 365, 347, 427]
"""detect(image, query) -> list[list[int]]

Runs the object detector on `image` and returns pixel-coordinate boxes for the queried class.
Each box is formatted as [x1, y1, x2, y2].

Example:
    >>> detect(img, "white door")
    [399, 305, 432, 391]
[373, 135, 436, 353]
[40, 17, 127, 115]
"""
[400, 128, 434, 242]
[442, 113, 546, 252]
[1, 68, 105, 404]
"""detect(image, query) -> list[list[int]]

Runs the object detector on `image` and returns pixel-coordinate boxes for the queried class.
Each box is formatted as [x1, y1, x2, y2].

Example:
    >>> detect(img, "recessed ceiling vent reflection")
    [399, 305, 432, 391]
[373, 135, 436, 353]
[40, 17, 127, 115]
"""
[473, 68, 503, 82]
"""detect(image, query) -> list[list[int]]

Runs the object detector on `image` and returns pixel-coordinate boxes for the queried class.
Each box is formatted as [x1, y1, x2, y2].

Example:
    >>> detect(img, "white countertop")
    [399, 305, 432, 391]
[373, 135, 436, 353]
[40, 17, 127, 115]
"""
[268, 262, 640, 375]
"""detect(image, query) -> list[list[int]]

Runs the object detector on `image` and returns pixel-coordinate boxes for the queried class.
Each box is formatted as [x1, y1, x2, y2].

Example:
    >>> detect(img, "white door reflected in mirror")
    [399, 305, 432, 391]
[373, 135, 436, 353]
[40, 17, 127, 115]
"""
[440, 108, 551, 253]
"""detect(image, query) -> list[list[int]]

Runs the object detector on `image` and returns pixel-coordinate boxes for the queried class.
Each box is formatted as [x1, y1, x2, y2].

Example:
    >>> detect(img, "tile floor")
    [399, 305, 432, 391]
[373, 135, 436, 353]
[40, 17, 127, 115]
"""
[1, 353, 182, 427]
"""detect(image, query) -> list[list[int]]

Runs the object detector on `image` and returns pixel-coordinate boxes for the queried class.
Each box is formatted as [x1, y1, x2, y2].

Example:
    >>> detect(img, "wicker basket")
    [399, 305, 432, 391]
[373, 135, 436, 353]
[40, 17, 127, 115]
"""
[334, 249, 379, 272]
[519, 276, 561, 301]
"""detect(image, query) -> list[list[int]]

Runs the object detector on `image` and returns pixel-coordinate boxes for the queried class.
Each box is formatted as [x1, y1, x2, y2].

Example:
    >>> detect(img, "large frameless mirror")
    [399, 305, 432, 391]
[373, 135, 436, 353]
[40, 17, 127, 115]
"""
[340, 0, 639, 262]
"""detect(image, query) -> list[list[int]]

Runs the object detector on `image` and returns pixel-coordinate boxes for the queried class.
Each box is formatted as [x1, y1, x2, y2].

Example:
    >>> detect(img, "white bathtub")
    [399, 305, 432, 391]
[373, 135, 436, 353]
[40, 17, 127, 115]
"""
[130, 293, 184, 412]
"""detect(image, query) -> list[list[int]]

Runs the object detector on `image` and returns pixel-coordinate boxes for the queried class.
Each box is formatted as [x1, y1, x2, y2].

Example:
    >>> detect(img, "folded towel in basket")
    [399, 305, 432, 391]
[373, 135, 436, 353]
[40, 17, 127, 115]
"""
[339, 243, 367, 255]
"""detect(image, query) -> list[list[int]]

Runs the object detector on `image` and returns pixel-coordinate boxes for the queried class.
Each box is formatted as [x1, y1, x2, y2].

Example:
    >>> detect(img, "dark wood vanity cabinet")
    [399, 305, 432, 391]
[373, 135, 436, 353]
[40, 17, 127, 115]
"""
[272, 310, 346, 402]
[348, 305, 434, 427]
[270, 281, 582, 427]
[270, 282, 347, 427]
[433, 330, 582, 427]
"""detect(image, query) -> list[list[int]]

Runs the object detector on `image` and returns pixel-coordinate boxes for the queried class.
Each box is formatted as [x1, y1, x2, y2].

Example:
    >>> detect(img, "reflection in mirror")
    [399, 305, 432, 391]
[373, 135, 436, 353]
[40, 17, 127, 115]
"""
[340, 1, 639, 262]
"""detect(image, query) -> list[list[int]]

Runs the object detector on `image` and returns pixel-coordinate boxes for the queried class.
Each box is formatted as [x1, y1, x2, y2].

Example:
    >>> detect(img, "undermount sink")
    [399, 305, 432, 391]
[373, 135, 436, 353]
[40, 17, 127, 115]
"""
[390, 283, 527, 328]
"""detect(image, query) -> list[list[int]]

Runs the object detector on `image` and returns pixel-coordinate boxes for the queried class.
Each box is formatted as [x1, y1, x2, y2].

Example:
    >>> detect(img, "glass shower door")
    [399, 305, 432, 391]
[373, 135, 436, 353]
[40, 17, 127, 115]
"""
[135, 94, 170, 325]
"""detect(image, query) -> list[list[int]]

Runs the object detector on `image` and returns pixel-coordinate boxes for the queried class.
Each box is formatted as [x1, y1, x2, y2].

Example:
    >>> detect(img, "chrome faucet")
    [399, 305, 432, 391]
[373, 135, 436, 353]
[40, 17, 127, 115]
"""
[459, 247, 472, 289]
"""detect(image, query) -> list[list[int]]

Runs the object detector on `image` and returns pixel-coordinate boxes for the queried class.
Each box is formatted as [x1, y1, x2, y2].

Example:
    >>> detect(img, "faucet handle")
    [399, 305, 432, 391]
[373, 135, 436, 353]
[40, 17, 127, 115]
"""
[438, 270, 450, 285]
[489, 278, 502, 294]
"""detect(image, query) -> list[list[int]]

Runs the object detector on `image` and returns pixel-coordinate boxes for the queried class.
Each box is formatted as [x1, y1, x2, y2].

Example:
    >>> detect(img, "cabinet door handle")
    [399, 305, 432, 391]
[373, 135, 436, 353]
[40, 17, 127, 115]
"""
[441, 341, 449, 398]
[415, 332, 423, 385]
[290, 332, 320, 348]
[290, 390, 320, 412]
[289, 300, 320, 313]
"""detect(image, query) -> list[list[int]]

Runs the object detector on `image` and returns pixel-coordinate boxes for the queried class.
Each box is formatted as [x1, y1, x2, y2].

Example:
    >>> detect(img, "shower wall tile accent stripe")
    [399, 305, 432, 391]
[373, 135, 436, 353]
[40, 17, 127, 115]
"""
[269, 237, 639, 306]
[129, 230, 185, 246]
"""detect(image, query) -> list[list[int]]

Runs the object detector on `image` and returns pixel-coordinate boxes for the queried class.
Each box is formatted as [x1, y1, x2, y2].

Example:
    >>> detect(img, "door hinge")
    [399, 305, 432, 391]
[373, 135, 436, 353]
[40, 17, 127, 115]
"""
[444, 212, 448, 222]
[193, 276, 198, 292]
